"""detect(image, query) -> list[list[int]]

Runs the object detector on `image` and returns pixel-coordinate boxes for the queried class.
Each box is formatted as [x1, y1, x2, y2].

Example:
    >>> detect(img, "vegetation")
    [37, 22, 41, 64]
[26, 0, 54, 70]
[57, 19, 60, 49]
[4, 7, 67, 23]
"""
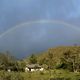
[37, 46, 80, 71]
[0, 46, 80, 80]
[29, 54, 37, 64]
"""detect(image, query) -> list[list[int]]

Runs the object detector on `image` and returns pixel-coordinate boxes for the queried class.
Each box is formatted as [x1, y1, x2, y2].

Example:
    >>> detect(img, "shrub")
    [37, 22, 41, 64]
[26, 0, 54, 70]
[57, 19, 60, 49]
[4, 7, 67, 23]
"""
[40, 71, 44, 75]
[49, 77, 71, 80]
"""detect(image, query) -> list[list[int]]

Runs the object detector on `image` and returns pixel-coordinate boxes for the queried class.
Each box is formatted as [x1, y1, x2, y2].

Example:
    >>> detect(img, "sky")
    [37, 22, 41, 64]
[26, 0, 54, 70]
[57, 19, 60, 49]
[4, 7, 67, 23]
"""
[0, 0, 80, 58]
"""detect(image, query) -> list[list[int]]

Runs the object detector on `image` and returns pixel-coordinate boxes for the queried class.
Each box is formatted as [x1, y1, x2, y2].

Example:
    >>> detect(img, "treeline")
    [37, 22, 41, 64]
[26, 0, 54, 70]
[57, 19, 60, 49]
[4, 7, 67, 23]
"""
[0, 46, 80, 72]
[26, 46, 80, 72]
[0, 51, 26, 72]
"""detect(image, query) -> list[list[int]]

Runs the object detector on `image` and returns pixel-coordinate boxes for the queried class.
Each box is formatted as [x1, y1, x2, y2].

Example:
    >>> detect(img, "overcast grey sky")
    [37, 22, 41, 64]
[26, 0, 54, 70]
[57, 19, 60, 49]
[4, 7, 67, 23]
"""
[0, 0, 80, 58]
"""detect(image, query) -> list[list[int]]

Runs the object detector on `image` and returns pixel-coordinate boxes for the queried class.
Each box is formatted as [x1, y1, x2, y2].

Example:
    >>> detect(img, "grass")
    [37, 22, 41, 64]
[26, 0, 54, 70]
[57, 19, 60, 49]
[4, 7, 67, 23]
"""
[0, 69, 80, 80]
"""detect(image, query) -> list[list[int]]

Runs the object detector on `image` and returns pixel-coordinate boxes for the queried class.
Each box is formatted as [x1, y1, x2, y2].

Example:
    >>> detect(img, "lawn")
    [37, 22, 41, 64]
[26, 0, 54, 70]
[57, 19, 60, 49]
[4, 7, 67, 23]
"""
[0, 69, 80, 80]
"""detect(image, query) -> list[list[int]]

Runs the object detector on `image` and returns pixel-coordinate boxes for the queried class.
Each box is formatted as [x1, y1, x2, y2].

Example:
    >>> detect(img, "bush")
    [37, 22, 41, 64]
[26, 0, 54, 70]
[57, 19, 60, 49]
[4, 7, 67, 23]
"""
[40, 71, 44, 75]
[11, 73, 24, 80]
[0, 71, 24, 80]
[49, 77, 71, 80]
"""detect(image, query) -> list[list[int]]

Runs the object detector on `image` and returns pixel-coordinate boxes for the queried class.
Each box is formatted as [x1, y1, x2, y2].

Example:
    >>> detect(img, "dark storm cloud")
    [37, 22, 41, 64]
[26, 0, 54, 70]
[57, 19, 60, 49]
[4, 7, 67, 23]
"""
[0, 23, 80, 58]
[0, 0, 80, 32]
[0, 0, 80, 58]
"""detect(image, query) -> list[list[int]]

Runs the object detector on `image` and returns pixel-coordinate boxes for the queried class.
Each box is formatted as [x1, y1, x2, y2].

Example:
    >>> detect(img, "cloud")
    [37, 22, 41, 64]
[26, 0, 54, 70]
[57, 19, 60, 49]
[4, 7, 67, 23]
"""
[0, 0, 80, 58]
[0, 23, 80, 58]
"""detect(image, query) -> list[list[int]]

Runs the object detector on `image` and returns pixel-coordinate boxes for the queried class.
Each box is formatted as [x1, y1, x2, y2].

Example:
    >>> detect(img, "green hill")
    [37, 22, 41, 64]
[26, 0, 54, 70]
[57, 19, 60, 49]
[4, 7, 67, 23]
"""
[25, 46, 80, 71]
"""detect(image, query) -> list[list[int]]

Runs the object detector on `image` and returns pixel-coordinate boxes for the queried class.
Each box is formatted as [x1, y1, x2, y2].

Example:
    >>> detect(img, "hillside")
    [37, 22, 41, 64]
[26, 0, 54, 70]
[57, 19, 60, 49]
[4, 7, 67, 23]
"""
[0, 46, 80, 80]
[25, 46, 80, 71]
[38, 46, 80, 61]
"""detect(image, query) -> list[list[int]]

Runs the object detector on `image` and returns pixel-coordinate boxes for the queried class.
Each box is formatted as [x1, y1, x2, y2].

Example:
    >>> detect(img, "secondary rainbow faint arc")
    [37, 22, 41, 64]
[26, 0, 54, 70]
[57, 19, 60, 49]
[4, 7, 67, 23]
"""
[0, 20, 80, 38]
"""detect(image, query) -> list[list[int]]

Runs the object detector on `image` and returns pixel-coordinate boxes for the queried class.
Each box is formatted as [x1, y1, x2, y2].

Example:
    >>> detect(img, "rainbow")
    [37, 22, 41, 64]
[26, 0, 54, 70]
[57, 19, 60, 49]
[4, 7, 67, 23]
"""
[0, 20, 80, 38]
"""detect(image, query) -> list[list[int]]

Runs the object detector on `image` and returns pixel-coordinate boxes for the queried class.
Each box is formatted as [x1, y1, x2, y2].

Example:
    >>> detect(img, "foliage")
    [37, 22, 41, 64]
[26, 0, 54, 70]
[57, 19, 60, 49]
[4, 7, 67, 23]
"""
[0, 46, 80, 79]
[0, 51, 17, 71]
[0, 71, 24, 80]
[0, 70, 80, 80]
[36, 46, 80, 71]
[29, 54, 37, 64]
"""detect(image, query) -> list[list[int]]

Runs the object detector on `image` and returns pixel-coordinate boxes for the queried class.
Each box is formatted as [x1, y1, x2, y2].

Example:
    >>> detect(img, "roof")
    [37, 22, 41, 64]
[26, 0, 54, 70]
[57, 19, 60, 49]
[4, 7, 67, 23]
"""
[26, 64, 41, 69]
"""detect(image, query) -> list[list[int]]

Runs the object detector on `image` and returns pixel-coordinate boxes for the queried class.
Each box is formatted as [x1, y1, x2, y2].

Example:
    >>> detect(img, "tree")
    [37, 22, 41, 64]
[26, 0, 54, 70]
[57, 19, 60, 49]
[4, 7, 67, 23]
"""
[29, 54, 37, 64]
[46, 50, 54, 76]
[0, 51, 17, 71]
[60, 50, 80, 72]
[47, 50, 54, 69]
[16, 60, 26, 72]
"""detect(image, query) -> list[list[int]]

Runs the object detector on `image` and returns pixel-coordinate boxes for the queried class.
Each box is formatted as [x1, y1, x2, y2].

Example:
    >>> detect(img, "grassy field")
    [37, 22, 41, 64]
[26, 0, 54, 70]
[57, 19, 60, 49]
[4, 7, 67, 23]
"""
[0, 69, 80, 80]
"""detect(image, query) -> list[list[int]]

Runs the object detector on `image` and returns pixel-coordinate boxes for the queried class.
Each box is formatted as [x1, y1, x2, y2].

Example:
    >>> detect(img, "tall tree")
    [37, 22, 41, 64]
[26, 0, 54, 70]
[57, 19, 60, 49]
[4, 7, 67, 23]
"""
[0, 51, 17, 70]
[29, 54, 37, 64]
[61, 49, 80, 72]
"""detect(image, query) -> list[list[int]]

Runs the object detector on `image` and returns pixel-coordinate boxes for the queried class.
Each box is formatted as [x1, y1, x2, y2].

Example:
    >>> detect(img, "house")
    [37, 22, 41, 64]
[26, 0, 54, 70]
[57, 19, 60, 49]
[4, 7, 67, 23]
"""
[25, 64, 44, 72]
